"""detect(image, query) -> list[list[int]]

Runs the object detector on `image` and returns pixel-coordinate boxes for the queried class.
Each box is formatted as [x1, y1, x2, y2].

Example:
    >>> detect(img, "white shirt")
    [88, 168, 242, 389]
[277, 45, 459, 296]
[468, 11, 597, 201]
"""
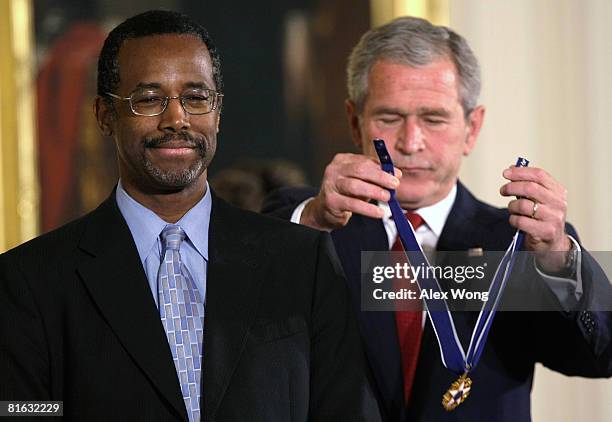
[380, 185, 457, 251]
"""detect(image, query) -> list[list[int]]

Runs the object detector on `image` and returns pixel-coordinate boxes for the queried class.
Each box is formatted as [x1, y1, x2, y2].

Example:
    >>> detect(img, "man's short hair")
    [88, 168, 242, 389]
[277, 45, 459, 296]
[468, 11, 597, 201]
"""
[347, 16, 480, 116]
[97, 10, 223, 100]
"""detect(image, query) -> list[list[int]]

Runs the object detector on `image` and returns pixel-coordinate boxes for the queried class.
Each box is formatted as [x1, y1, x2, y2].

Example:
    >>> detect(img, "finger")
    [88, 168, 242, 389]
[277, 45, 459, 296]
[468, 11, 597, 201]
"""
[363, 153, 404, 179]
[508, 214, 563, 243]
[500, 181, 557, 204]
[335, 196, 385, 219]
[507, 198, 558, 221]
[335, 177, 392, 203]
[502, 167, 561, 192]
[507, 198, 536, 218]
[502, 182, 568, 216]
[338, 157, 401, 189]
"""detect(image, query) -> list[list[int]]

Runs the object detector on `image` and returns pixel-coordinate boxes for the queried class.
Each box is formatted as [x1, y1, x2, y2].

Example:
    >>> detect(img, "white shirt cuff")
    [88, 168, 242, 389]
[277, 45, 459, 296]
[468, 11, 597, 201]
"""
[535, 235, 583, 309]
[290, 197, 315, 224]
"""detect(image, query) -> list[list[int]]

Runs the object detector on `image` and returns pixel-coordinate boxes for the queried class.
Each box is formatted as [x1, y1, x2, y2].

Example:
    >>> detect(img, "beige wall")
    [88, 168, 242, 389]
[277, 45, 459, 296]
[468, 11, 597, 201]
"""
[451, 0, 612, 420]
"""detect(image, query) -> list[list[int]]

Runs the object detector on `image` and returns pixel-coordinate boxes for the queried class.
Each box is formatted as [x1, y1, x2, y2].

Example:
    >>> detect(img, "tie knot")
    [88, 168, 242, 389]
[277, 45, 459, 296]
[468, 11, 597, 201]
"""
[160, 225, 186, 251]
[405, 212, 424, 230]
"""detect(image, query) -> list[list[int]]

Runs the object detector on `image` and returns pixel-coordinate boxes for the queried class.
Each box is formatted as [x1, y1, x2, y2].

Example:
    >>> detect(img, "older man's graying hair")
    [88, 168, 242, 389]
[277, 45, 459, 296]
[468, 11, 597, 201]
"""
[347, 16, 481, 116]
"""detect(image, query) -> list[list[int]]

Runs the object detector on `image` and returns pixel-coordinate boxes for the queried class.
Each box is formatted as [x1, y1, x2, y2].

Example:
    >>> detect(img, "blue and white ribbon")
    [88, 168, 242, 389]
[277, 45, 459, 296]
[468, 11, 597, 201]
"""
[373, 139, 527, 374]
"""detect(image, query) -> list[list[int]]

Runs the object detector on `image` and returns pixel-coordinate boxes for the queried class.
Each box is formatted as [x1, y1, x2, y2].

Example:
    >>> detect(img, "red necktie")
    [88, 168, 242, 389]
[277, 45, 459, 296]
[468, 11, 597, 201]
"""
[392, 212, 424, 405]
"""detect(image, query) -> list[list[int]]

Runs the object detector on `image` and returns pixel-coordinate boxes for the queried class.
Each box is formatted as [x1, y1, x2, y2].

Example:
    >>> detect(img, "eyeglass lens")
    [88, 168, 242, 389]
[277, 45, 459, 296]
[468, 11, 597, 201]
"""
[130, 88, 216, 115]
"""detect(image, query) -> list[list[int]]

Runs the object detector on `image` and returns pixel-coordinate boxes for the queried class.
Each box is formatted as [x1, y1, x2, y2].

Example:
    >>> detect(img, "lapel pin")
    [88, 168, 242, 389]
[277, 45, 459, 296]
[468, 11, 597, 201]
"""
[468, 247, 483, 257]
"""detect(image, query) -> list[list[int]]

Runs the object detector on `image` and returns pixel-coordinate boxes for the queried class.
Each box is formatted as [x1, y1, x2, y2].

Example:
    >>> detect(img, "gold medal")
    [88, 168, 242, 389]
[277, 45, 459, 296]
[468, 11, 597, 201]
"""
[442, 372, 472, 411]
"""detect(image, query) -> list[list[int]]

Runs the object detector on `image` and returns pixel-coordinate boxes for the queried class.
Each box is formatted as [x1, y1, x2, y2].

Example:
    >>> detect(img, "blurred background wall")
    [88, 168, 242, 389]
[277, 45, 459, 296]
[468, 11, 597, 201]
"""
[0, 0, 610, 419]
[451, 1, 612, 420]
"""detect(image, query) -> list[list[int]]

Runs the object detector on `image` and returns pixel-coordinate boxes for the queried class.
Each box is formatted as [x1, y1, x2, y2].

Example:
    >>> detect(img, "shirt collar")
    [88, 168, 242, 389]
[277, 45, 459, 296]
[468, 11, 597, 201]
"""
[175, 185, 211, 261]
[115, 180, 211, 264]
[381, 183, 457, 238]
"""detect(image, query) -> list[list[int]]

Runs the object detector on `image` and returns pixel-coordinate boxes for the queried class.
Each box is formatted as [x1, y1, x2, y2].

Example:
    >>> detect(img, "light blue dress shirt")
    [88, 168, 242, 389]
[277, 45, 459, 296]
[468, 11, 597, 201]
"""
[115, 180, 210, 308]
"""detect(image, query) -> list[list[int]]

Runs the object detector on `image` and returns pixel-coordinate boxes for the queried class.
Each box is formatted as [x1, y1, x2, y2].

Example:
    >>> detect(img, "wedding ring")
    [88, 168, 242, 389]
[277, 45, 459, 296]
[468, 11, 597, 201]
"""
[531, 201, 538, 219]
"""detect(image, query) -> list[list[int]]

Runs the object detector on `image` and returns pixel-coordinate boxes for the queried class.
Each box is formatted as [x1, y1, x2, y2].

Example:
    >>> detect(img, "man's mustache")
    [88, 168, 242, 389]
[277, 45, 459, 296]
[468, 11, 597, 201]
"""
[143, 132, 205, 149]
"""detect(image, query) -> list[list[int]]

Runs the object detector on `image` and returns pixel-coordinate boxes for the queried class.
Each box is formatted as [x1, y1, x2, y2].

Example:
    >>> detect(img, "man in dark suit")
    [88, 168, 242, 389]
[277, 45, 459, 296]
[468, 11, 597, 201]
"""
[264, 17, 612, 421]
[0, 10, 380, 422]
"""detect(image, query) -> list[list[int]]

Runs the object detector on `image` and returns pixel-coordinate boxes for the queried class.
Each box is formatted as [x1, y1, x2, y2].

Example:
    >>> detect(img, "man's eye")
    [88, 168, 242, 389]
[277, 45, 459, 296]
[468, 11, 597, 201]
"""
[134, 96, 163, 105]
[184, 95, 208, 102]
[379, 118, 401, 125]
[424, 118, 445, 125]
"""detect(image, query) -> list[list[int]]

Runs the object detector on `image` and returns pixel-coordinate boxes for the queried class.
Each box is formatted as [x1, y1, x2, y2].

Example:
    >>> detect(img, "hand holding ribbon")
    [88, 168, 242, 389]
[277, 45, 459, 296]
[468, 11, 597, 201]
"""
[299, 153, 402, 231]
[500, 166, 573, 273]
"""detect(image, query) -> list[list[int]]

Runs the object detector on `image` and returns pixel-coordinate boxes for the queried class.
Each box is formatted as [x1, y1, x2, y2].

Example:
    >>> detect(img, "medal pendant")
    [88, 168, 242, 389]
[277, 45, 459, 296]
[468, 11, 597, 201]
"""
[442, 373, 472, 411]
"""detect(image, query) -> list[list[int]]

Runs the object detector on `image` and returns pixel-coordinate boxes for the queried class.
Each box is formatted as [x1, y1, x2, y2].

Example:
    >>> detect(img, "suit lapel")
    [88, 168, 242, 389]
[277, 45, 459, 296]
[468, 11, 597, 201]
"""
[437, 182, 481, 252]
[203, 195, 264, 421]
[76, 193, 187, 420]
[438, 181, 514, 252]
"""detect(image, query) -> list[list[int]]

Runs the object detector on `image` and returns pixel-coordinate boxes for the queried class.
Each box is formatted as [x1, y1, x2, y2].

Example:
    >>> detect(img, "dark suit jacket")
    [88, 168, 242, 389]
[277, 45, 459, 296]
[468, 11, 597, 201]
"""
[263, 182, 612, 422]
[0, 191, 381, 421]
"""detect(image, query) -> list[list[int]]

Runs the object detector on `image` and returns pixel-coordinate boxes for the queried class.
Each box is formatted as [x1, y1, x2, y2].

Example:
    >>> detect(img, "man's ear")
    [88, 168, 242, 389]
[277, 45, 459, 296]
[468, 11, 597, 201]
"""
[463, 105, 485, 156]
[345, 99, 363, 150]
[94, 96, 115, 137]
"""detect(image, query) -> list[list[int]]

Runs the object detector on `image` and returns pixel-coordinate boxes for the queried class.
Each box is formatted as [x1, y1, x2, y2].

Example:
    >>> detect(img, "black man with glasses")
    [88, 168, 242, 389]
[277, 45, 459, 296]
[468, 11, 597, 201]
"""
[0, 10, 380, 422]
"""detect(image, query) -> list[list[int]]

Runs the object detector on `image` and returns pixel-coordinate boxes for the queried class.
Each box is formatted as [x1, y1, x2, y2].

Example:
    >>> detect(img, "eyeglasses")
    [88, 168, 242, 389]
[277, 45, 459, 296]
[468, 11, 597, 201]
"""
[105, 88, 223, 116]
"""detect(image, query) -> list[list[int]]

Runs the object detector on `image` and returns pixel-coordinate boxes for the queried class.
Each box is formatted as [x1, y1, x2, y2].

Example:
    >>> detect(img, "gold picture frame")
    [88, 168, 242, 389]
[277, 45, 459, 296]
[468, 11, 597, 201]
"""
[0, 0, 39, 252]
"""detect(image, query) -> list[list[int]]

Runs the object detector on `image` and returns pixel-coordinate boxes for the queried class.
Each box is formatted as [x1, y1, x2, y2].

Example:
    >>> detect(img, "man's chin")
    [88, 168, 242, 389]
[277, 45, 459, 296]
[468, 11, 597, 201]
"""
[144, 162, 205, 190]
[395, 185, 434, 209]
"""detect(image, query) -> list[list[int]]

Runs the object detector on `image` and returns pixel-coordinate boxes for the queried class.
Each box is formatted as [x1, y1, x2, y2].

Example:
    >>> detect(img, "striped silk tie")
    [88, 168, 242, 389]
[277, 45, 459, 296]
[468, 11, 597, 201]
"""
[158, 225, 204, 422]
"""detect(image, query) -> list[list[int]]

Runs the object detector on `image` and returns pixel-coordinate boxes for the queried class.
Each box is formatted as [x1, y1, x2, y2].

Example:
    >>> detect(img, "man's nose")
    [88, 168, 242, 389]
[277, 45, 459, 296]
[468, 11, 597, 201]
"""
[158, 97, 191, 132]
[395, 118, 424, 154]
